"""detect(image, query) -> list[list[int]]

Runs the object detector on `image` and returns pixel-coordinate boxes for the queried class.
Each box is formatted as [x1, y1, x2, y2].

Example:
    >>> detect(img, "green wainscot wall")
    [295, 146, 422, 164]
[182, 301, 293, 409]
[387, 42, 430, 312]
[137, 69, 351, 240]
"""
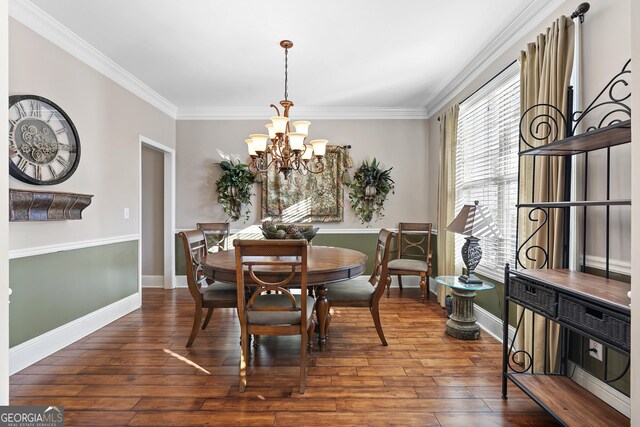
[9, 240, 138, 348]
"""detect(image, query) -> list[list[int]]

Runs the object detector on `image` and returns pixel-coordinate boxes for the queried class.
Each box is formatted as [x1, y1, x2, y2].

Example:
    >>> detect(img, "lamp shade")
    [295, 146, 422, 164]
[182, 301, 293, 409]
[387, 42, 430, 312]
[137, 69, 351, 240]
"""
[270, 116, 289, 134]
[301, 144, 313, 160]
[265, 123, 276, 139]
[246, 138, 257, 156]
[310, 139, 328, 157]
[287, 132, 305, 151]
[293, 121, 311, 136]
[446, 201, 501, 239]
[250, 134, 269, 153]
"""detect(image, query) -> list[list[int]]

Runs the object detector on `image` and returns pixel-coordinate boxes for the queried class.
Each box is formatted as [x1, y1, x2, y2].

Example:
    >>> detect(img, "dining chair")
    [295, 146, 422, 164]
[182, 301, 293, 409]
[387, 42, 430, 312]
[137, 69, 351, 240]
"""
[179, 229, 238, 347]
[387, 222, 433, 302]
[196, 222, 230, 253]
[234, 239, 315, 394]
[325, 229, 394, 346]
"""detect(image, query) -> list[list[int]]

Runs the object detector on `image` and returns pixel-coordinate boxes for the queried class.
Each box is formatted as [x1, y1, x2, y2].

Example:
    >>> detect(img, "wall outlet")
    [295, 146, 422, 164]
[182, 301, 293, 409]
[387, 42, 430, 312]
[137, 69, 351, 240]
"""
[589, 339, 603, 361]
[123, 207, 130, 220]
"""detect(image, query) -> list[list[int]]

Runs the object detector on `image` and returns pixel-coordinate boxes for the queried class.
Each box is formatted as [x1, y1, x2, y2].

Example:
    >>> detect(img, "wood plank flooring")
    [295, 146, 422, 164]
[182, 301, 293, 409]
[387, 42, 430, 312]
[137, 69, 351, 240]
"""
[10, 288, 560, 426]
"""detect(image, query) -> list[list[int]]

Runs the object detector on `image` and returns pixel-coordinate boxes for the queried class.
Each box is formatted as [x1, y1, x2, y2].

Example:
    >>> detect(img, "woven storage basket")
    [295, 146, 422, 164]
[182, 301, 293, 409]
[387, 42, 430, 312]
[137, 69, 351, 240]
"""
[558, 294, 630, 352]
[510, 276, 558, 316]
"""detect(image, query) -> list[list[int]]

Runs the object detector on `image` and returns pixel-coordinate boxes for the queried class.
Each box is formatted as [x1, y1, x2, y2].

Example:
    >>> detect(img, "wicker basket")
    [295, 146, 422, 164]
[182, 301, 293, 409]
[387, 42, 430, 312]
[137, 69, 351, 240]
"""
[509, 276, 558, 316]
[558, 294, 630, 352]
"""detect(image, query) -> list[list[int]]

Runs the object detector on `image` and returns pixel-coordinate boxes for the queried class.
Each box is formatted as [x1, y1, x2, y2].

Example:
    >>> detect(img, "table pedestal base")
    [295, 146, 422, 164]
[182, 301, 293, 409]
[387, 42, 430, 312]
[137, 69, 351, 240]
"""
[445, 288, 480, 340]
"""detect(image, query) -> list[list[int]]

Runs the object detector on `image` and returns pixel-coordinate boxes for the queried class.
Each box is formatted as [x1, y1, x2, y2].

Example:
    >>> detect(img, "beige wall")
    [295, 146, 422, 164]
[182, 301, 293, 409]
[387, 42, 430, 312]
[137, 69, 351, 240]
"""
[427, 0, 631, 264]
[0, 0, 9, 406]
[8, 19, 176, 250]
[176, 119, 430, 230]
[630, 0, 639, 423]
[141, 146, 164, 276]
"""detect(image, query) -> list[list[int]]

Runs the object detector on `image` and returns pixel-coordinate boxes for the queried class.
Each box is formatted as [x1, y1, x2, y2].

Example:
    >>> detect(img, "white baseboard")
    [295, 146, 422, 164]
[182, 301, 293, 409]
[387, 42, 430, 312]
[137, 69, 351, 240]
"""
[9, 293, 140, 375]
[568, 361, 630, 417]
[141, 275, 164, 288]
[175, 275, 187, 288]
[473, 304, 516, 344]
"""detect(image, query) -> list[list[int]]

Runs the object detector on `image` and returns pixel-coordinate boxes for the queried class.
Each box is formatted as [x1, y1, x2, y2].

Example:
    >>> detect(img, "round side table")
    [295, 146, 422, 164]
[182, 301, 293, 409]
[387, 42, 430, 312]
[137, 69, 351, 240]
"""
[434, 275, 495, 340]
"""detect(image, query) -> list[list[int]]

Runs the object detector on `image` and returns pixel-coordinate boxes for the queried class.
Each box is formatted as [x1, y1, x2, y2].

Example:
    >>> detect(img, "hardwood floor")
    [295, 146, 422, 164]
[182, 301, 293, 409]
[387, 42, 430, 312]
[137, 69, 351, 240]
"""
[10, 288, 559, 426]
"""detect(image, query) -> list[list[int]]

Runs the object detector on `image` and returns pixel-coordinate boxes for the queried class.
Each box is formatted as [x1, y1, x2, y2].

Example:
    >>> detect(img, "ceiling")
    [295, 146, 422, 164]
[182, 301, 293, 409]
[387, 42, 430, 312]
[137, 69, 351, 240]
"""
[24, 0, 548, 117]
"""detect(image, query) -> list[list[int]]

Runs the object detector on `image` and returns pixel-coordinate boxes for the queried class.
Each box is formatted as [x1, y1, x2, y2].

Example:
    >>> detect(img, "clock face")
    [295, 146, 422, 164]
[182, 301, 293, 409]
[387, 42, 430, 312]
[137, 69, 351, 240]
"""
[8, 95, 80, 185]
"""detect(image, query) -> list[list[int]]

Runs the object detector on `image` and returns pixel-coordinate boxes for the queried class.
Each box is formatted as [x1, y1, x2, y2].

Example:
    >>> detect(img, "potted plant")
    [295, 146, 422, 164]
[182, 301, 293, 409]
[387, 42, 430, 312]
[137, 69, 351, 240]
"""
[215, 160, 254, 221]
[348, 158, 394, 225]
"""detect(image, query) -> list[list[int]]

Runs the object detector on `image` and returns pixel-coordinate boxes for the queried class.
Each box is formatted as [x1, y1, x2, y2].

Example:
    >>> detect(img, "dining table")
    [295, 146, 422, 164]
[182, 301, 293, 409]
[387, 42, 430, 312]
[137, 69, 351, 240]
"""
[201, 245, 368, 349]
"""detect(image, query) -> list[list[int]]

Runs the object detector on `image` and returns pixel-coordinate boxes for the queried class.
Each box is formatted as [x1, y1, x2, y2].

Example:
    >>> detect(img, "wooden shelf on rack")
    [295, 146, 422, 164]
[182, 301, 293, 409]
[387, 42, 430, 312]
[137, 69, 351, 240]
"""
[508, 374, 629, 426]
[512, 269, 630, 313]
[517, 199, 631, 208]
[520, 120, 631, 156]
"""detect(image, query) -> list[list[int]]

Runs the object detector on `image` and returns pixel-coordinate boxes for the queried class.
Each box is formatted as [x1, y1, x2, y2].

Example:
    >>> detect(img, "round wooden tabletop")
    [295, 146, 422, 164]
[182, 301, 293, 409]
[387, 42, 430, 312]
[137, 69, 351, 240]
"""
[202, 246, 368, 285]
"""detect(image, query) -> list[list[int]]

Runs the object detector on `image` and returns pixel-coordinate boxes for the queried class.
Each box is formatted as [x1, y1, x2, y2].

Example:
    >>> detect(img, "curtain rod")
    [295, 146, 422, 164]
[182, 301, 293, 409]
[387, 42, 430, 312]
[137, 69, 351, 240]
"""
[437, 3, 590, 122]
[571, 2, 590, 22]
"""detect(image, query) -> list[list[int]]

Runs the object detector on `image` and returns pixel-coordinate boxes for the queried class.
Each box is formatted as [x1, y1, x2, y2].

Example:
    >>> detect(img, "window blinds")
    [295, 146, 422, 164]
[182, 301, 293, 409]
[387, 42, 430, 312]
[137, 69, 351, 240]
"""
[455, 63, 520, 282]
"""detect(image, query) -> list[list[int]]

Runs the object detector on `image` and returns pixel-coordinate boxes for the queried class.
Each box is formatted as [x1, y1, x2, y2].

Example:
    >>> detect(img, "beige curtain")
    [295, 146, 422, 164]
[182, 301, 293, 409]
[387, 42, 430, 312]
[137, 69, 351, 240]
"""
[517, 16, 574, 372]
[436, 105, 459, 307]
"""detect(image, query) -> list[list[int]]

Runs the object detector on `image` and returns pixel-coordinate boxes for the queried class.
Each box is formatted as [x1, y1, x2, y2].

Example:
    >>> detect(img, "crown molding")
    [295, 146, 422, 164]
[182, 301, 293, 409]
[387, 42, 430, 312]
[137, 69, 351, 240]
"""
[425, 0, 566, 116]
[9, 0, 178, 119]
[177, 106, 429, 120]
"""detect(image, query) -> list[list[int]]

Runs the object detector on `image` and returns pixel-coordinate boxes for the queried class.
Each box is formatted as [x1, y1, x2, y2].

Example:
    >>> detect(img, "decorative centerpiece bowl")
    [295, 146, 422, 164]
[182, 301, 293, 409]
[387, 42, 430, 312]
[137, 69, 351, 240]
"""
[260, 221, 319, 242]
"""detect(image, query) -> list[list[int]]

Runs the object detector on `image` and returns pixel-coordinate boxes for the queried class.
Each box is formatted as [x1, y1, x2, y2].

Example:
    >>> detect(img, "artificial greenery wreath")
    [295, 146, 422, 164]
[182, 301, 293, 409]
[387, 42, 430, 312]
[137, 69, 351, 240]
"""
[215, 160, 254, 222]
[348, 158, 394, 225]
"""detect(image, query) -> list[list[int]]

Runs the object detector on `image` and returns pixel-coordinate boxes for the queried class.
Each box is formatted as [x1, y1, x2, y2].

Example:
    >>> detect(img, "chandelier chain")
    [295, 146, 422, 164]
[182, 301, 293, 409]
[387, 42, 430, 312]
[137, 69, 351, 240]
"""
[284, 47, 288, 101]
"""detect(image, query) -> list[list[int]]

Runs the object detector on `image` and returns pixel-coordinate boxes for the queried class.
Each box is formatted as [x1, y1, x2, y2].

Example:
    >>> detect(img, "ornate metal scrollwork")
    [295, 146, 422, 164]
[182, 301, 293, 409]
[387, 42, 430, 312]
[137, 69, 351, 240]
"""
[516, 208, 549, 269]
[519, 59, 631, 149]
[572, 59, 631, 132]
[519, 104, 568, 150]
[506, 310, 533, 373]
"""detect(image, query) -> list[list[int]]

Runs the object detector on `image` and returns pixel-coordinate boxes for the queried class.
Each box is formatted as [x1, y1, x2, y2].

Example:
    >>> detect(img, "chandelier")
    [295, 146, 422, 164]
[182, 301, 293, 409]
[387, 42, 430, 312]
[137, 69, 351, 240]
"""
[245, 40, 328, 180]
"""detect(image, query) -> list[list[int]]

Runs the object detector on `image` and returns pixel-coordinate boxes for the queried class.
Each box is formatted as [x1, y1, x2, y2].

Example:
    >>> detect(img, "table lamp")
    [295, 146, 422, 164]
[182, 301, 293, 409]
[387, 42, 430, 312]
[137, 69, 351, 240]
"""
[446, 201, 501, 284]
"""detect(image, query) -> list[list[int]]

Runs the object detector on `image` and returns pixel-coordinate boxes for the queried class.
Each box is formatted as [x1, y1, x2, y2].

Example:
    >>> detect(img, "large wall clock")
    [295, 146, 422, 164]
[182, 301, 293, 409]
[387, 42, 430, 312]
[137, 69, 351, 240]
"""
[8, 95, 80, 185]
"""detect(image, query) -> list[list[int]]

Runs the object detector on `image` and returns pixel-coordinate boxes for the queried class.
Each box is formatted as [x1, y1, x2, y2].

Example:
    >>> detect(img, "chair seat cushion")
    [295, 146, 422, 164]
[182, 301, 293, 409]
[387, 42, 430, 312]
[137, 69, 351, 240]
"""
[247, 294, 315, 325]
[388, 258, 429, 272]
[326, 278, 374, 302]
[202, 283, 237, 302]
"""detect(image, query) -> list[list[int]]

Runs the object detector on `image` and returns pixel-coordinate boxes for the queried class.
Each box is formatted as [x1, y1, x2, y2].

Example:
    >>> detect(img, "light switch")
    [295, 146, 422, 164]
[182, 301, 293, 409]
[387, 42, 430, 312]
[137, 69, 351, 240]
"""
[124, 207, 130, 219]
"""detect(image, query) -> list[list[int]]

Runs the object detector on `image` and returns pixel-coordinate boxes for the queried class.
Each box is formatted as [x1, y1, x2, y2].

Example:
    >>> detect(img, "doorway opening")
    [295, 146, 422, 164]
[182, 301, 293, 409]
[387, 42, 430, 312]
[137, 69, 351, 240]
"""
[139, 136, 175, 296]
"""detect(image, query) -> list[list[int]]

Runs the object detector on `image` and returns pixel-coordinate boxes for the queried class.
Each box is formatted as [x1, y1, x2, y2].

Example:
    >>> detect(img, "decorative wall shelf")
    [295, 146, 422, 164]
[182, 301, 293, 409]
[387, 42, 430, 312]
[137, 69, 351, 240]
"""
[519, 119, 631, 156]
[517, 199, 631, 208]
[9, 189, 93, 221]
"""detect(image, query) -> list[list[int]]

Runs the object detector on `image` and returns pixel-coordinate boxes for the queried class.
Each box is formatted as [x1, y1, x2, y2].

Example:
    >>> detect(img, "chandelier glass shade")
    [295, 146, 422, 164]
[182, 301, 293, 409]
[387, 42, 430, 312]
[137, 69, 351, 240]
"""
[245, 40, 328, 179]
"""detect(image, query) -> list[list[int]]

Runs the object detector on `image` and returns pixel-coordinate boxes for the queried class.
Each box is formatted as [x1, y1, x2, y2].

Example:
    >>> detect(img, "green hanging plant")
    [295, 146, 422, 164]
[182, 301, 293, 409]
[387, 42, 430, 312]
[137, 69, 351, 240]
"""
[215, 160, 254, 222]
[348, 158, 395, 225]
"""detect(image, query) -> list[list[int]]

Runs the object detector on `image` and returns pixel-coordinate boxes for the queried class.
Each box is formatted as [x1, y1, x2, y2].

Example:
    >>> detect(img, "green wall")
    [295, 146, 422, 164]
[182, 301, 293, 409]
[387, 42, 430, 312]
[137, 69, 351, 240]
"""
[9, 240, 138, 347]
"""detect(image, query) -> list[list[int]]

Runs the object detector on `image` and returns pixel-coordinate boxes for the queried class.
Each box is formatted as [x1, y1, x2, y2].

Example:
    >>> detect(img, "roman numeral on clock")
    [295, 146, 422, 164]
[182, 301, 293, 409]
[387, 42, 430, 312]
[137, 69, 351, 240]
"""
[30, 100, 41, 118]
[56, 156, 70, 168]
[35, 165, 42, 181]
[16, 102, 27, 118]
[48, 165, 58, 179]
[18, 157, 29, 172]
[55, 127, 68, 135]
[58, 143, 76, 152]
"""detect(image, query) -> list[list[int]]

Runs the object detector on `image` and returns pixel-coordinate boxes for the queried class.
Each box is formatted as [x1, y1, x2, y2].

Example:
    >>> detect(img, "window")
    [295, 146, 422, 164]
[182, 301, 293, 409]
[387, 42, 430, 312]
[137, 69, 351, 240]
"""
[455, 63, 520, 281]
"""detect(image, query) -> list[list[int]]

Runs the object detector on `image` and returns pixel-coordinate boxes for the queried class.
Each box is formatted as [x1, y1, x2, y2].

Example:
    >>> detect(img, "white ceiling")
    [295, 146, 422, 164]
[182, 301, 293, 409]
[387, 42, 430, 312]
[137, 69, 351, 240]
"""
[24, 0, 548, 116]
